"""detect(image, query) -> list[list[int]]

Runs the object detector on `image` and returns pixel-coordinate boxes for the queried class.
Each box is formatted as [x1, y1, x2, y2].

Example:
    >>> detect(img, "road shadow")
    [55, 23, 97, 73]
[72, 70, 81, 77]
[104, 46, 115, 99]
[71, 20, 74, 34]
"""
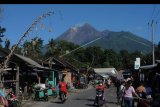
[50, 100, 65, 104]
[87, 98, 95, 101]
[85, 104, 96, 106]
[73, 98, 88, 101]
[86, 103, 108, 107]
[104, 100, 118, 105]
[73, 98, 95, 101]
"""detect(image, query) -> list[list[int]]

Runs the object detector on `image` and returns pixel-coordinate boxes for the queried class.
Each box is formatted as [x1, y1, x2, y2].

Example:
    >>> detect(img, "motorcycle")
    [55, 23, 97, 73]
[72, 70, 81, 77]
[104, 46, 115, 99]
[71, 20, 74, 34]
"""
[6, 92, 20, 107]
[59, 91, 66, 103]
[137, 98, 152, 107]
[94, 90, 105, 107]
[33, 87, 48, 101]
[75, 81, 88, 89]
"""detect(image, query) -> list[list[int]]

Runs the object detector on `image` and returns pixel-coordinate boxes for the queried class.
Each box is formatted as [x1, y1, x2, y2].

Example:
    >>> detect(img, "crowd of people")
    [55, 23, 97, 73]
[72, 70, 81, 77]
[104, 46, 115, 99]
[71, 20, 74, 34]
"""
[115, 75, 157, 107]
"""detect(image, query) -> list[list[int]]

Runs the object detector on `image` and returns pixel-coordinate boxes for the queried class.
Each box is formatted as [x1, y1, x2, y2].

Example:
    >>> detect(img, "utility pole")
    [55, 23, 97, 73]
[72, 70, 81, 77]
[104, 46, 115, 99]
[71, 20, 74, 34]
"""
[151, 19, 155, 64]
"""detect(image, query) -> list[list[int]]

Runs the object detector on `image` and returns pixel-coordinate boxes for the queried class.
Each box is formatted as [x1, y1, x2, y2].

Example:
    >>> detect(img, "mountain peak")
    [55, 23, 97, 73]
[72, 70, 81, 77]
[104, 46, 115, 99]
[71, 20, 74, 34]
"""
[83, 23, 92, 27]
[70, 23, 97, 31]
[55, 23, 153, 53]
[56, 23, 101, 45]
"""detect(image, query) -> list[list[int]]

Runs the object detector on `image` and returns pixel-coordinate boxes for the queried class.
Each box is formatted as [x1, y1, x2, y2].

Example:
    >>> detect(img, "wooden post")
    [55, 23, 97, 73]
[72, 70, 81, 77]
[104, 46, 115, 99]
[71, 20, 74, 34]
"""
[16, 66, 19, 98]
[151, 20, 155, 65]
[38, 77, 41, 84]
[0, 72, 2, 89]
[2, 75, 4, 88]
[0, 73, 1, 83]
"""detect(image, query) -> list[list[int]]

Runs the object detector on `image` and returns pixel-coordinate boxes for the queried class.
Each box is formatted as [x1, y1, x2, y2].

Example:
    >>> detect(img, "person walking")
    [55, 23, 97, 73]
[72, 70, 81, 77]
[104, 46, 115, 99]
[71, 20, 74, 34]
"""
[123, 80, 140, 107]
[115, 79, 121, 99]
[136, 82, 146, 99]
[117, 81, 125, 104]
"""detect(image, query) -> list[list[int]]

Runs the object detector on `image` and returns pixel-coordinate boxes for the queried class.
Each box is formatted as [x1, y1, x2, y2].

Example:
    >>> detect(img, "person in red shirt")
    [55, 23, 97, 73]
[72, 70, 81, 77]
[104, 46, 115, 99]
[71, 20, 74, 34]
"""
[96, 82, 105, 92]
[59, 78, 68, 98]
[95, 82, 105, 100]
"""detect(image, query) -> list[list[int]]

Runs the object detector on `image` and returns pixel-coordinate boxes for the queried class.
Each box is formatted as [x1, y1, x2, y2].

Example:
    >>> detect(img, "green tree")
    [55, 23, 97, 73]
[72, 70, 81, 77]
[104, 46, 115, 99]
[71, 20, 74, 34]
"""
[47, 38, 56, 56]
[104, 49, 119, 68]
[143, 53, 152, 65]
[4, 38, 10, 49]
[12, 45, 22, 54]
[119, 50, 131, 69]
[0, 26, 6, 47]
[84, 46, 104, 68]
[22, 37, 43, 60]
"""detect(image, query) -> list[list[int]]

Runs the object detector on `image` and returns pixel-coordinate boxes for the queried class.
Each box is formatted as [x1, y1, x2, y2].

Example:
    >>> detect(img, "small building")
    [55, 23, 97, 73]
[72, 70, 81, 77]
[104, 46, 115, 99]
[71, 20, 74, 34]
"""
[43, 57, 79, 85]
[0, 48, 51, 96]
[139, 61, 160, 97]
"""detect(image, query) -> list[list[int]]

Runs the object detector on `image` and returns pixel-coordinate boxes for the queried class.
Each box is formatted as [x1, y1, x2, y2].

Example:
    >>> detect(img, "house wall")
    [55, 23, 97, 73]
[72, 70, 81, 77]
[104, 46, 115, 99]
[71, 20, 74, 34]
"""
[62, 69, 71, 84]
[64, 72, 71, 83]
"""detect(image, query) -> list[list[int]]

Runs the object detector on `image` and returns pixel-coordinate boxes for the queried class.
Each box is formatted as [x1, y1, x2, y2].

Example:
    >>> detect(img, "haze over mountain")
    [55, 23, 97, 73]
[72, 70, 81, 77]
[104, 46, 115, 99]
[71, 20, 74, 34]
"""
[56, 23, 153, 53]
[56, 23, 106, 45]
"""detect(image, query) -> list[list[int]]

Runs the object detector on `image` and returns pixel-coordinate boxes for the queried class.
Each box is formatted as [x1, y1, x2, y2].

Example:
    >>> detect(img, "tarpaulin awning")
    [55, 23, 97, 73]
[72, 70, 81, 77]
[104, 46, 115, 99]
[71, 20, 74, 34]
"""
[94, 68, 118, 78]
[139, 64, 157, 69]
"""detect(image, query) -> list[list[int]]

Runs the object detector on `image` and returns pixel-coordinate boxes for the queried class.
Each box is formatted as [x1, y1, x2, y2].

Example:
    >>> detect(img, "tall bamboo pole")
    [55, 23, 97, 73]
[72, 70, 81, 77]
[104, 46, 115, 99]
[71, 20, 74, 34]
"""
[0, 11, 54, 80]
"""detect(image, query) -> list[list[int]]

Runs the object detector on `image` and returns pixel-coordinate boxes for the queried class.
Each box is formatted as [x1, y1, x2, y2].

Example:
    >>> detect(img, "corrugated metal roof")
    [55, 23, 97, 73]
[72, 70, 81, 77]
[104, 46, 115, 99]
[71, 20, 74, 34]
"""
[156, 60, 160, 63]
[14, 54, 48, 69]
[139, 64, 157, 69]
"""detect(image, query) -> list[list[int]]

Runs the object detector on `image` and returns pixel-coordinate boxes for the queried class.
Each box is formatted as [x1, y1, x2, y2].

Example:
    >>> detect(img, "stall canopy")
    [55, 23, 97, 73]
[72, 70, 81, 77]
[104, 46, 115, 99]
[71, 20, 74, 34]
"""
[156, 60, 160, 63]
[139, 64, 157, 70]
[94, 68, 118, 78]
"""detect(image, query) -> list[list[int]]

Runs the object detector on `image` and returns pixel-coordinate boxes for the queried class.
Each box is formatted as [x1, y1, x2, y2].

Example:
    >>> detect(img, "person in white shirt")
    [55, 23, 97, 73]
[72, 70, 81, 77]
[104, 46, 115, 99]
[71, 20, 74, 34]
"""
[123, 80, 140, 107]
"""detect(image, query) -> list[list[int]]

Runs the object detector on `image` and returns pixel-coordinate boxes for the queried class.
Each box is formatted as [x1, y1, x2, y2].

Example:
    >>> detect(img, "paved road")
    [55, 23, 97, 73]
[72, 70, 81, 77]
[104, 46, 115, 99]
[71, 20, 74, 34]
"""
[23, 84, 120, 107]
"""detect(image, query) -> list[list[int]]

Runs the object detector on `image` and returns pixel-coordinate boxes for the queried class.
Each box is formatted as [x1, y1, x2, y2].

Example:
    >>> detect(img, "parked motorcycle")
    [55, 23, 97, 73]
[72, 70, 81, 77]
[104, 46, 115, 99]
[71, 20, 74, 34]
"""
[75, 81, 88, 89]
[94, 90, 105, 107]
[6, 92, 20, 107]
[33, 87, 48, 101]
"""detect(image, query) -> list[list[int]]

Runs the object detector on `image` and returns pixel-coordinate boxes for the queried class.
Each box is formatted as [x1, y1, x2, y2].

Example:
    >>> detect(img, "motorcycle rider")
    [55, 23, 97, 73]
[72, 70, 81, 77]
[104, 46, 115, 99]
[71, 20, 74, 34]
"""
[94, 81, 105, 105]
[96, 82, 105, 99]
[59, 77, 68, 99]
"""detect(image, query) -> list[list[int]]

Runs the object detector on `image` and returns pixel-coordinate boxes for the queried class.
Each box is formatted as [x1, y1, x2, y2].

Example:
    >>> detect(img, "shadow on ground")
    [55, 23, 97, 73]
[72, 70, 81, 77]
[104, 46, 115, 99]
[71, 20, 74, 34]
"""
[85, 104, 96, 106]
[104, 101, 118, 105]
[85, 103, 108, 107]
[50, 100, 66, 104]
[72, 98, 95, 101]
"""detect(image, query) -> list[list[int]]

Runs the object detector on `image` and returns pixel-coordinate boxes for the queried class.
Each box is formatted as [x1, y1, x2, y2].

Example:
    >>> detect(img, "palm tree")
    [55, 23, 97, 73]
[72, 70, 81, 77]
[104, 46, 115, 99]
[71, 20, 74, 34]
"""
[0, 26, 6, 47]
[22, 37, 43, 60]
[4, 38, 10, 49]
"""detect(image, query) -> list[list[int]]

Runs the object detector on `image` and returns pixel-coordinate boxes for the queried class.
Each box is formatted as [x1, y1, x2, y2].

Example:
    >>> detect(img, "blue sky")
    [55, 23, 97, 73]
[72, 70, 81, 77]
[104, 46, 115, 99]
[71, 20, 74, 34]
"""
[0, 4, 160, 47]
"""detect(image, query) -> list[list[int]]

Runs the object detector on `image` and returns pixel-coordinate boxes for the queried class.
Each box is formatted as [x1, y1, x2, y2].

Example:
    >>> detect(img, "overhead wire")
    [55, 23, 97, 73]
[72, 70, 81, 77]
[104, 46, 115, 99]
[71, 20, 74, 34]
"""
[154, 8, 160, 21]
[152, 5, 160, 46]
[149, 4, 157, 24]
[148, 22, 150, 42]
[59, 36, 103, 58]
[147, 4, 158, 49]
[122, 36, 152, 47]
